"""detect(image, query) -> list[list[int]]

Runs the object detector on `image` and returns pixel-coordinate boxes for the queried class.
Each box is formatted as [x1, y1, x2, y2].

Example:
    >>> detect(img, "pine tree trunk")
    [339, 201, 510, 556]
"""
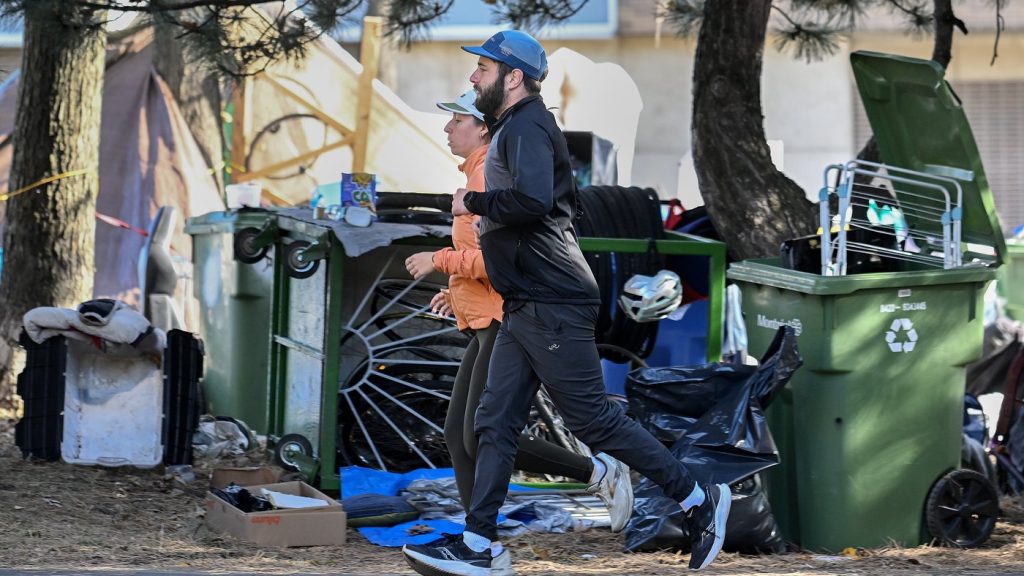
[692, 0, 816, 260]
[154, 7, 225, 193]
[0, 4, 106, 414]
[931, 0, 956, 69]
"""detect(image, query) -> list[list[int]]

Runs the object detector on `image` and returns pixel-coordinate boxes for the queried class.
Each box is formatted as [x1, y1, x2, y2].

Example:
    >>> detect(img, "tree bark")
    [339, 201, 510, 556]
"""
[154, 8, 225, 193]
[931, 0, 956, 69]
[0, 4, 106, 412]
[692, 0, 815, 260]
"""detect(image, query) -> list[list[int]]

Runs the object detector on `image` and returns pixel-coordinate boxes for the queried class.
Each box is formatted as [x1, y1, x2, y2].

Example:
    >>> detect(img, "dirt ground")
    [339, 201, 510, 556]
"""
[2, 429, 1024, 576]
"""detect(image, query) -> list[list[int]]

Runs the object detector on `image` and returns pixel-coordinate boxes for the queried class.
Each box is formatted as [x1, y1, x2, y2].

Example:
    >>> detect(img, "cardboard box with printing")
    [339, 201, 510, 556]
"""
[204, 481, 347, 547]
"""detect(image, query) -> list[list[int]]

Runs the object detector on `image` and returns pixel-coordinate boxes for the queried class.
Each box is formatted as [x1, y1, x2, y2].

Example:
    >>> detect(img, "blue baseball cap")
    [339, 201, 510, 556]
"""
[462, 30, 548, 81]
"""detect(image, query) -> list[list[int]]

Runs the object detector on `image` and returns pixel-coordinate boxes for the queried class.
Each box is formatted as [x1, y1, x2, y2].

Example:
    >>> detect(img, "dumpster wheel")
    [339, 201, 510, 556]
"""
[283, 240, 320, 279]
[925, 468, 1000, 548]
[234, 227, 270, 264]
[274, 433, 313, 472]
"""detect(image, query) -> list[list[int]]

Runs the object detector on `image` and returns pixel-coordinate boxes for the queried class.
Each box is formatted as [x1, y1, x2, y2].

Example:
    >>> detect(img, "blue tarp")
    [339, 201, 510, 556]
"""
[341, 466, 462, 547]
[340, 466, 547, 547]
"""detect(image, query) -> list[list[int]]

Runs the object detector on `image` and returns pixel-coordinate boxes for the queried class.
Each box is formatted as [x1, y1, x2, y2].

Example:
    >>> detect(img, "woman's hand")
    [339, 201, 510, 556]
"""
[430, 289, 453, 317]
[405, 251, 436, 279]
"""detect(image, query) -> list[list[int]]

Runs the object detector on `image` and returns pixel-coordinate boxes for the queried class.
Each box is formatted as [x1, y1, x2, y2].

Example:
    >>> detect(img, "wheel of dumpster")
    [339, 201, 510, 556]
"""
[925, 468, 1000, 548]
[283, 240, 319, 279]
[274, 433, 313, 472]
[233, 227, 269, 264]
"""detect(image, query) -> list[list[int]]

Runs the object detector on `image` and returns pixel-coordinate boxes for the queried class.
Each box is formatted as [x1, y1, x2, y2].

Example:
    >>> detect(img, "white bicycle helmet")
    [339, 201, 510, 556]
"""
[618, 270, 683, 323]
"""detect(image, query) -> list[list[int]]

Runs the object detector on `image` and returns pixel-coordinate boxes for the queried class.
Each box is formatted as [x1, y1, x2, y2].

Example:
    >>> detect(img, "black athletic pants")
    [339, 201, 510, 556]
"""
[464, 302, 698, 540]
[445, 320, 593, 511]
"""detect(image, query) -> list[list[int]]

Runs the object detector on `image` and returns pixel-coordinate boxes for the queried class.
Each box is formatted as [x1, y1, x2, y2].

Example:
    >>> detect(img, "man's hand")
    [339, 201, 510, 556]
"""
[405, 251, 436, 279]
[452, 188, 470, 216]
[430, 289, 453, 317]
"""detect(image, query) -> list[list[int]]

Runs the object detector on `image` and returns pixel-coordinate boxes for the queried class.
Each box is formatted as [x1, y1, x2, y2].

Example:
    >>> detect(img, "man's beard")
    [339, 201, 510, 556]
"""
[475, 75, 506, 118]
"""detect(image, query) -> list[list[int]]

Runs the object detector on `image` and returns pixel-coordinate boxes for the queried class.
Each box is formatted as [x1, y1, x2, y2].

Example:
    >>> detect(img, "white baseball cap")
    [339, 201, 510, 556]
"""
[436, 89, 485, 122]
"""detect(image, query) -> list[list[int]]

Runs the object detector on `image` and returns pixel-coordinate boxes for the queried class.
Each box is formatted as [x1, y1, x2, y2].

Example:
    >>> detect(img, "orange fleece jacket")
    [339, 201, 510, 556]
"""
[432, 145, 504, 330]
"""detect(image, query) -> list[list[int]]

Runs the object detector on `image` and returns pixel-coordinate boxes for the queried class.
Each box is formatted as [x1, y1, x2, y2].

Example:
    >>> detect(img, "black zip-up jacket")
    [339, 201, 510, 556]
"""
[463, 95, 600, 309]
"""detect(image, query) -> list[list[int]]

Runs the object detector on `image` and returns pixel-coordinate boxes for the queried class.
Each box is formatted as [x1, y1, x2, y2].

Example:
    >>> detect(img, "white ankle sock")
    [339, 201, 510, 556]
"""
[490, 542, 505, 557]
[679, 484, 706, 512]
[589, 457, 607, 485]
[462, 530, 491, 553]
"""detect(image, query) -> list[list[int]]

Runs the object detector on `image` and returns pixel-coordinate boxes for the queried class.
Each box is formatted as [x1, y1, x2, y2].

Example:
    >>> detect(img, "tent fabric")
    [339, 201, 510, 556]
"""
[243, 33, 462, 204]
[0, 31, 224, 323]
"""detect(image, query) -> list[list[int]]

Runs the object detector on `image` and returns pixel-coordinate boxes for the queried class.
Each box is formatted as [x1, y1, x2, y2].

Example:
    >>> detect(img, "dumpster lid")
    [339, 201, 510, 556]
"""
[850, 51, 1006, 267]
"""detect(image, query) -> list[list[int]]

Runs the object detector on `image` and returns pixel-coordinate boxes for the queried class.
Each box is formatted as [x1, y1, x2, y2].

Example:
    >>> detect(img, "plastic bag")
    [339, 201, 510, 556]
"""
[624, 475, 785, 554]
[627, 326, 801, 486]
[623, 326, 801, 553]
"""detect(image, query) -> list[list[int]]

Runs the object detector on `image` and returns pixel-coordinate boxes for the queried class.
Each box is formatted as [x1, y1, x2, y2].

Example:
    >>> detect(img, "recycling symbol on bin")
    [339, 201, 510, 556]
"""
[885, 318, 918, 353]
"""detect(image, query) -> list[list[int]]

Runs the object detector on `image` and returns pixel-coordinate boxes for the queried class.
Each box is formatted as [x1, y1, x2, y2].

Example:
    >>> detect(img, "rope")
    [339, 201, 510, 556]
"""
[0, 168, 97, 203]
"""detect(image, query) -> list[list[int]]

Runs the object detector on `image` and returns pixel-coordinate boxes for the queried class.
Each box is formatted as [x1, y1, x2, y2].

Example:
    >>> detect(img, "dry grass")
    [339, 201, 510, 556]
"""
[2, 429, 1023, 575]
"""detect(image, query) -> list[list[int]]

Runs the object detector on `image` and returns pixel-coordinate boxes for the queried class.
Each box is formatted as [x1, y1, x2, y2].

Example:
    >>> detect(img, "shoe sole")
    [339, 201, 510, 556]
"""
[403, 546, 515, 576]
[691, 483, 731, 571]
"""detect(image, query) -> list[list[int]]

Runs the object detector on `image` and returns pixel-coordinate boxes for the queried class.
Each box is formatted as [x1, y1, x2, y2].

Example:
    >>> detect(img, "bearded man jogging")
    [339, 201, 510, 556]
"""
[403, 30, 731, 576]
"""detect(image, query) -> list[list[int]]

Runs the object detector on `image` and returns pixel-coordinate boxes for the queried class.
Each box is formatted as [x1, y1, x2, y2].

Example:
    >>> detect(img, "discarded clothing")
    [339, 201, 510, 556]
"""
[23, 301, 164, 353]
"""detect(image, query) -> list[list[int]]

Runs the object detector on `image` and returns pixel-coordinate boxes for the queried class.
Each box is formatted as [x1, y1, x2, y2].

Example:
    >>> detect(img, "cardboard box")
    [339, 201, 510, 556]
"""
[210, 466, 283, 489]
[205, 481, 346, 547]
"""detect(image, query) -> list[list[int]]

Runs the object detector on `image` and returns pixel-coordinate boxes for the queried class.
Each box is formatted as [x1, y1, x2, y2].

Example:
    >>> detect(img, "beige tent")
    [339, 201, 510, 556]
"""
[231, 18, 462, 205]
[0, 31, 224, 318]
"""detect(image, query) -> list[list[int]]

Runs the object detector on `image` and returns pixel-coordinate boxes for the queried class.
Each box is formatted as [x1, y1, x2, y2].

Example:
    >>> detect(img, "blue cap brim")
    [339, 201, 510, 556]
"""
[462, 45, 500, 61]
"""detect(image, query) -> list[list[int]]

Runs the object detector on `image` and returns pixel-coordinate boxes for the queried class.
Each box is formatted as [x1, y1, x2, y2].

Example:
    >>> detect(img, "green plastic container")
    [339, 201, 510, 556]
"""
[185, 210, 278, 434]
[726, 51, 1007, 552]
[1001, 239, 1024, 320]
[729, 261, 994, 551]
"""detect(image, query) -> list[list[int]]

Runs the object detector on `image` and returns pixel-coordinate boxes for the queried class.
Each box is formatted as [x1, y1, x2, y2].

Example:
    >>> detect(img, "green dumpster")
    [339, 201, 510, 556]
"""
[1000, 239, 1024, 320]
[185, 210, 278, 434]
[261, 207, 728, 491]
[727, 51, 1005, 552]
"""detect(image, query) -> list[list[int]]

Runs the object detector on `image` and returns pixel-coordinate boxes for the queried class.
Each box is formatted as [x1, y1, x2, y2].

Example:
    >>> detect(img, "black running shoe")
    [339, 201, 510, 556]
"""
[685, 483, 732, 570]
[402, 533, 514, 576]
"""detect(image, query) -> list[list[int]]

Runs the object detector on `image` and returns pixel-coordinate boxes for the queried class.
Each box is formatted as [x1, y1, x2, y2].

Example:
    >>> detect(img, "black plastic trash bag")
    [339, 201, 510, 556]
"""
[623, 326, 801, 553]
[627, 325, 801, 486]
[624, 475, 786, 554]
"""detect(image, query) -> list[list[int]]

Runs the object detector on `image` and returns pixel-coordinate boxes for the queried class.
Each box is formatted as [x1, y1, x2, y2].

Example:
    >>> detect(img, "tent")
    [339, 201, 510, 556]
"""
[0, 30, 224, 322]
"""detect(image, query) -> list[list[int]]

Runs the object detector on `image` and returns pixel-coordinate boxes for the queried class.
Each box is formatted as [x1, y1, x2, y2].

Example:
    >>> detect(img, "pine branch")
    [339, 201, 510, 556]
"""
[771, 4, 848, 62]
[386, 0, 455, 47]
[659, 0, 704, 38]
[491, 0, 588, 32]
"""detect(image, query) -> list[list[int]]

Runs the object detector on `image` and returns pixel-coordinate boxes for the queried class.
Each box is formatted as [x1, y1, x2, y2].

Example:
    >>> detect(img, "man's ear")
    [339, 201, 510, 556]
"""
[506, 68, 524, 90]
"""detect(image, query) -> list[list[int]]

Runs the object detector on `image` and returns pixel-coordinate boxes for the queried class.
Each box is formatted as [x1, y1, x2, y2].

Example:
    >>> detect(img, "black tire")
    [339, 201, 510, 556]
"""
[925, 468, 1000, 548]
[234, 227, 270, 264]
[283, 240, 320, 279]
[274, 433, 314, 472]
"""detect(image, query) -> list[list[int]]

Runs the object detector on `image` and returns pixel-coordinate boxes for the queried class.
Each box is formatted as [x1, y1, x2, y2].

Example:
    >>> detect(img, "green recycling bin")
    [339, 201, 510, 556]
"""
[726, 51, 1006, 552]
[185, 209, 279, 434]
[1000, 239, 1024, 320]
[730, 263, 994, 551]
